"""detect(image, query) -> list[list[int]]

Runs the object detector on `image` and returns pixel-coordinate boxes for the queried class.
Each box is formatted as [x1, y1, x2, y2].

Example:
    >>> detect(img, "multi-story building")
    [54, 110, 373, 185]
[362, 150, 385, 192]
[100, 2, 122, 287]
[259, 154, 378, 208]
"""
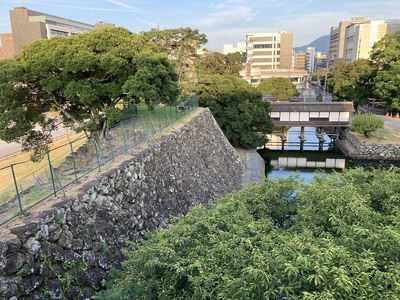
[222, 42, 246, 55]
[294, 51, 306, 70]
[314, 52, 327, 71]
[305, 47, 316, 74]
[344, 19, 400, 63]
[0, 33, 15, 60]
[241, 31, 308, 87]
[327, 17, 367, 67]
[9, 7, 113, 55]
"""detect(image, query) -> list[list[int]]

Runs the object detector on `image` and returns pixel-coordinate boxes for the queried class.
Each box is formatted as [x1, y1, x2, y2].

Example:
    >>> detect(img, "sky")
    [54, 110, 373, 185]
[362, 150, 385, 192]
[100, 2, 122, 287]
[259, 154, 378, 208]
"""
[1, 0, 399, 52]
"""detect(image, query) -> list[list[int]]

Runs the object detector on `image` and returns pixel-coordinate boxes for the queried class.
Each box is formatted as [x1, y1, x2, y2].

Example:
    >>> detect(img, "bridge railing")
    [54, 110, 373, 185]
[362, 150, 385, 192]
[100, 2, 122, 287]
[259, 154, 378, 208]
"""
[0, 97, 199, 226]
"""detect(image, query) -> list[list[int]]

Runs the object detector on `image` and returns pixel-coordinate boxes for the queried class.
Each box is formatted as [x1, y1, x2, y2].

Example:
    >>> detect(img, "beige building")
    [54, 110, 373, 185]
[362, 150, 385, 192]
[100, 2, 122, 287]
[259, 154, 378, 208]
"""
[344, 19, 400, 63]
[327, 17, 367, 67]
[241, 31, 306, 85]
[9, 7, 105, 55]
[0, 33, 15, 60]
[294, 51, 306, 70]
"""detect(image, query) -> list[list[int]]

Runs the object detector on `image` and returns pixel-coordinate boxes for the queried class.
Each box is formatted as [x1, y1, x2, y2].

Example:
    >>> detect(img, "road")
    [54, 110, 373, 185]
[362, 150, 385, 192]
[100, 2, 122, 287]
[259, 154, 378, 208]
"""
[0, 126, 69, 160]
[382, 115, 400, 133]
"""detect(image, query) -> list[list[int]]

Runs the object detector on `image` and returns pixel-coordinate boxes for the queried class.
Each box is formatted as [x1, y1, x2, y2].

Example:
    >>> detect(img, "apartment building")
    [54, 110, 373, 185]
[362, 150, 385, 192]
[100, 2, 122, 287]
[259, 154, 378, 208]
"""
[294, 51, 306, 70]
[9, 7, 102, 55]
[327, 17, 367, 67]
[0, 33, 15, 60]
[344, 19, 400, 63]
[240, 31, 309, 86]
[305, 47, 316, 74]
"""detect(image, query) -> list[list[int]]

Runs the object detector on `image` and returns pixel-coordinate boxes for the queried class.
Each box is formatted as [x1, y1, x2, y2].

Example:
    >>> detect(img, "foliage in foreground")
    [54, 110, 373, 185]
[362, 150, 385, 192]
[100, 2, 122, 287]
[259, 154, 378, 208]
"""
[98, 167, 400, 299]
[350, 113, 384, 137]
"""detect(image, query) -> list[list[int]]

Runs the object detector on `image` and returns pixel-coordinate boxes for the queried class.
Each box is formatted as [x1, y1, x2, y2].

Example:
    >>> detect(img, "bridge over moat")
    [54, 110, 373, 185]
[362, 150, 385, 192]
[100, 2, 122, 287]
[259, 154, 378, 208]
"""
[268, 102, 355, 151]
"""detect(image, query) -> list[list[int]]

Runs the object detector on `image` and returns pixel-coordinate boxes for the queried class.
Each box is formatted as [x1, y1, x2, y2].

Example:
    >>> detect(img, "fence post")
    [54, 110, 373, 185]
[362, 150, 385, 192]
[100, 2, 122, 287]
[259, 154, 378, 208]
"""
[158, 108, 162, 133]
[10, 164, 23, 215]
[149, 112, 156, 137]
[141, 115, 146, 141]
[47, 151, 57, 197]
[93, 140, 101, 172]
[132, 117, 137, 147]
[120, 122, 128, 153]
[69, 141, 78, 182]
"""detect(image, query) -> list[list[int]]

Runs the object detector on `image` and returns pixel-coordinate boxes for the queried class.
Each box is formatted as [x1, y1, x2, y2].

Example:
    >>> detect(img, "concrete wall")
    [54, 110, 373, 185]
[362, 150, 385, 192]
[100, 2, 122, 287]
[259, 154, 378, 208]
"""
[0, 108, 245, 299]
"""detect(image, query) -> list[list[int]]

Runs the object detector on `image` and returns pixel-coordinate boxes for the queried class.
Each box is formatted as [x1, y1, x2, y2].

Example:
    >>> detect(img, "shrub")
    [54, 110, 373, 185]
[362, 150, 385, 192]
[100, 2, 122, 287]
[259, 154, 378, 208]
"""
[350, 113, 384, 137]
[97, 168, 400, 300]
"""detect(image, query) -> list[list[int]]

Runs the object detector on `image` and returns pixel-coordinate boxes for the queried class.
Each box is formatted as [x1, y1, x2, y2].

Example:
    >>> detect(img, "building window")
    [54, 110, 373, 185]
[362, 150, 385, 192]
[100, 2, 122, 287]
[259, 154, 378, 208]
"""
[46, 20, 91, 32]
[50, 29, 68, 36]
[254, 44, 273, 49]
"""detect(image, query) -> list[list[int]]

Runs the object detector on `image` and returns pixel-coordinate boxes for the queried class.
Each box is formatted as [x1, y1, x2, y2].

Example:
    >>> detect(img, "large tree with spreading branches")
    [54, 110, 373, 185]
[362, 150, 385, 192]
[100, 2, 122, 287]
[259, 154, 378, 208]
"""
[0, 27, 180, 157]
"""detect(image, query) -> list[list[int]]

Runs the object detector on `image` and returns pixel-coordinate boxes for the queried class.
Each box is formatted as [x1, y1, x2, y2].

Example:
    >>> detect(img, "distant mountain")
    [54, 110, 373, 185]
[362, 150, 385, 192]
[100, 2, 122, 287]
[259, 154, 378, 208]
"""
[293, 35, 330, 53]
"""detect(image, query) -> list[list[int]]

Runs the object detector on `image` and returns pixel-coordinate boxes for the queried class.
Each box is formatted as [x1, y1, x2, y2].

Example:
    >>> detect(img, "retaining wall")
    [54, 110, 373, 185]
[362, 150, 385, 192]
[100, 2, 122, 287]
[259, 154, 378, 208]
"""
[345, 131, 400, 160]
[0, 108, 245, 299]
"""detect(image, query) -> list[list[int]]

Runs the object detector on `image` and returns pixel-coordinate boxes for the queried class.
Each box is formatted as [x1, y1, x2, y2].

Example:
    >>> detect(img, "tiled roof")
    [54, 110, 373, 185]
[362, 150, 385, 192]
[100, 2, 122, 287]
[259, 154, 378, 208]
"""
[269, 101, 355, 112]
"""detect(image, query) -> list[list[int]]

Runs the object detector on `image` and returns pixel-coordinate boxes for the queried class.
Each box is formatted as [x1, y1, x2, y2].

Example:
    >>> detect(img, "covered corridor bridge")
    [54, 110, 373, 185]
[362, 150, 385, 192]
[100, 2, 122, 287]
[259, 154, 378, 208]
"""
[268, 101, 355, 150]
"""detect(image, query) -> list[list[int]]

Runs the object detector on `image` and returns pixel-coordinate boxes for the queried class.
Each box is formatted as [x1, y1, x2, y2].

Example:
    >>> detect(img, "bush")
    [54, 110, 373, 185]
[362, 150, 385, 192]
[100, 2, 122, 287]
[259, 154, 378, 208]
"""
[350, 113, 384, 137]
[97, 168, 400, 300]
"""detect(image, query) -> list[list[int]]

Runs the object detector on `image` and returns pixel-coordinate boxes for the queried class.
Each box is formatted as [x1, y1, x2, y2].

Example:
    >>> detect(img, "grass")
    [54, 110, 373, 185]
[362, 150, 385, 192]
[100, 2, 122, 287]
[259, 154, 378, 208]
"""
[0, 132, 87, 200]
[350, 125, 400, 145]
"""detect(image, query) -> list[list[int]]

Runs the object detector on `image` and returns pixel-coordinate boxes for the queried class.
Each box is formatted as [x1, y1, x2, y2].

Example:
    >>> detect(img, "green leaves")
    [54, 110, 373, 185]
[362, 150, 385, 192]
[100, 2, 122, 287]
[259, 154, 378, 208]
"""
[258, 77, 298, 100]
[98, 168, 400, 299]
[0, 27, 179, 152]
[193, 75, 274, 148]
[350, 113, 384, 137]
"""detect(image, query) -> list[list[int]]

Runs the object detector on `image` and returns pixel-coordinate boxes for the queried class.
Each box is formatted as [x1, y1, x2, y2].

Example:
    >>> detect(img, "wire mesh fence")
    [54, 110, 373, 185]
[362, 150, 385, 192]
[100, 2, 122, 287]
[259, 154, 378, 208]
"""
[0, 97, 198, 226]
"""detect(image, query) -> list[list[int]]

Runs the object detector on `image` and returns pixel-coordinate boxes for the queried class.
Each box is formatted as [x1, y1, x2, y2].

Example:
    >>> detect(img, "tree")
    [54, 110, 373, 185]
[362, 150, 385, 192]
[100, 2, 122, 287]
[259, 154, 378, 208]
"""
[0, 27, 180, 157]
[196, 51, 244, 76]
[191, 75, 273, 148]
[327, 59, 375, 108]
[370, 32, 400, 109]
[350, 113, 384, 137]
[142, 27, 208, 93]
[257, 77, 298, 100]
[98, 167, 400, 299]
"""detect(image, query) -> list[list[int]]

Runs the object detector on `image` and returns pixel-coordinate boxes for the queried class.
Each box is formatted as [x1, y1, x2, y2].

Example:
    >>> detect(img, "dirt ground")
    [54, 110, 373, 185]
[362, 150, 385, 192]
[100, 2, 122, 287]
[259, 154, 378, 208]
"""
[351, 125, 400, 146]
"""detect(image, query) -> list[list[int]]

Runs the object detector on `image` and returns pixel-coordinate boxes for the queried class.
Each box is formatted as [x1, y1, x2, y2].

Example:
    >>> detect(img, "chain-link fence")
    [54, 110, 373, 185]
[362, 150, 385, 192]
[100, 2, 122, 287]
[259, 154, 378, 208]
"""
[0, 97, 198, 226]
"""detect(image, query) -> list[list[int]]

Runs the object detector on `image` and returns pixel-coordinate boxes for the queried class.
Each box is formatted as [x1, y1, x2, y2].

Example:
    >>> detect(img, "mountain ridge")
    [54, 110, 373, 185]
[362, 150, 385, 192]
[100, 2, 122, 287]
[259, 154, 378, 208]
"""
[294, 35, 329, 53]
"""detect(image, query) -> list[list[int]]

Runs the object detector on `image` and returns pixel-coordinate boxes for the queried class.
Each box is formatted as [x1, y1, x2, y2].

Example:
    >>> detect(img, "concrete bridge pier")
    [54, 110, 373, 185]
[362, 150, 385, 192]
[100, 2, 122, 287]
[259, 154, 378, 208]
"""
[298, 126, 306, 152]
[317, 127, 325, 151]
[280, 127, 287, 151]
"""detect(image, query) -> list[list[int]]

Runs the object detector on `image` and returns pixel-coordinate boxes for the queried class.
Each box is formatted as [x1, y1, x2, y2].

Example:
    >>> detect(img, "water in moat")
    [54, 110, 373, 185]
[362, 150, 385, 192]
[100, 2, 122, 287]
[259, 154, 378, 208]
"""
[257, 126, 347, 181]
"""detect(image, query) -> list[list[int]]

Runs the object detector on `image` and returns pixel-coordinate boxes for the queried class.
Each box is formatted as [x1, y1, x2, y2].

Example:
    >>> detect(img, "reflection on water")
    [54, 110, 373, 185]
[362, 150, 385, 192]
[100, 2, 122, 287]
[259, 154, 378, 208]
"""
[259, 127, 346, 180]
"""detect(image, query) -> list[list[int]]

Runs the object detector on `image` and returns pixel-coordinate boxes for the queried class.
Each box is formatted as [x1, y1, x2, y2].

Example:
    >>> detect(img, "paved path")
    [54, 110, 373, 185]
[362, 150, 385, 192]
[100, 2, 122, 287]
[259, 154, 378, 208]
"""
[0, 127, 69, 160]
[243, 149, 265, 184]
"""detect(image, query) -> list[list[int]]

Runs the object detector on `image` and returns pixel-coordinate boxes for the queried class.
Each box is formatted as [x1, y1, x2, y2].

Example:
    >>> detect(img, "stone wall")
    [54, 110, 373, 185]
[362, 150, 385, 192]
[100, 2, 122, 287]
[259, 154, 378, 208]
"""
[345, 131, 400, 160]
[0, 108, 245, 300]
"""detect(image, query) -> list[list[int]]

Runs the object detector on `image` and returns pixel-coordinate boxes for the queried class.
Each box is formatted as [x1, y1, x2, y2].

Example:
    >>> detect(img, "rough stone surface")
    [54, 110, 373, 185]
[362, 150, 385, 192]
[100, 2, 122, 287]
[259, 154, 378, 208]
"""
[344, 131, 400, 160]
[0, 108, 245, 299]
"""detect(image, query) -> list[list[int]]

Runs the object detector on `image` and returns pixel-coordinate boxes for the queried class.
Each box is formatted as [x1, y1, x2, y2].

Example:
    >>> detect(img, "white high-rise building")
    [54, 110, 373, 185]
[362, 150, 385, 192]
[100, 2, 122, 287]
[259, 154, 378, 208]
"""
[305, 47, 316, 74]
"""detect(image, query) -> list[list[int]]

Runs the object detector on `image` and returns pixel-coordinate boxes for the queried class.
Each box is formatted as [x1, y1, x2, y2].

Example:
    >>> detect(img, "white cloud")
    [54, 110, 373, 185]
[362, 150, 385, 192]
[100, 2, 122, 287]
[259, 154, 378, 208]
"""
[105, 0, 139, 12]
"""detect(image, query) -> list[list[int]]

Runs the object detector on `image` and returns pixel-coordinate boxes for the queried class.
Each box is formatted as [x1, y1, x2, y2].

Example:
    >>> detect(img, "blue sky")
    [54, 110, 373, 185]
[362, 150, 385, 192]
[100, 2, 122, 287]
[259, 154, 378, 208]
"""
[1, 0, 399, 52]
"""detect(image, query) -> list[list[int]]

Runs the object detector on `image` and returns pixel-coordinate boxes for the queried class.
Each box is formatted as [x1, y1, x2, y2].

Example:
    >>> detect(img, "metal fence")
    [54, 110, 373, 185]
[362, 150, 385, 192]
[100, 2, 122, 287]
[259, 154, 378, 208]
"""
[0, 97, 198, 226]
